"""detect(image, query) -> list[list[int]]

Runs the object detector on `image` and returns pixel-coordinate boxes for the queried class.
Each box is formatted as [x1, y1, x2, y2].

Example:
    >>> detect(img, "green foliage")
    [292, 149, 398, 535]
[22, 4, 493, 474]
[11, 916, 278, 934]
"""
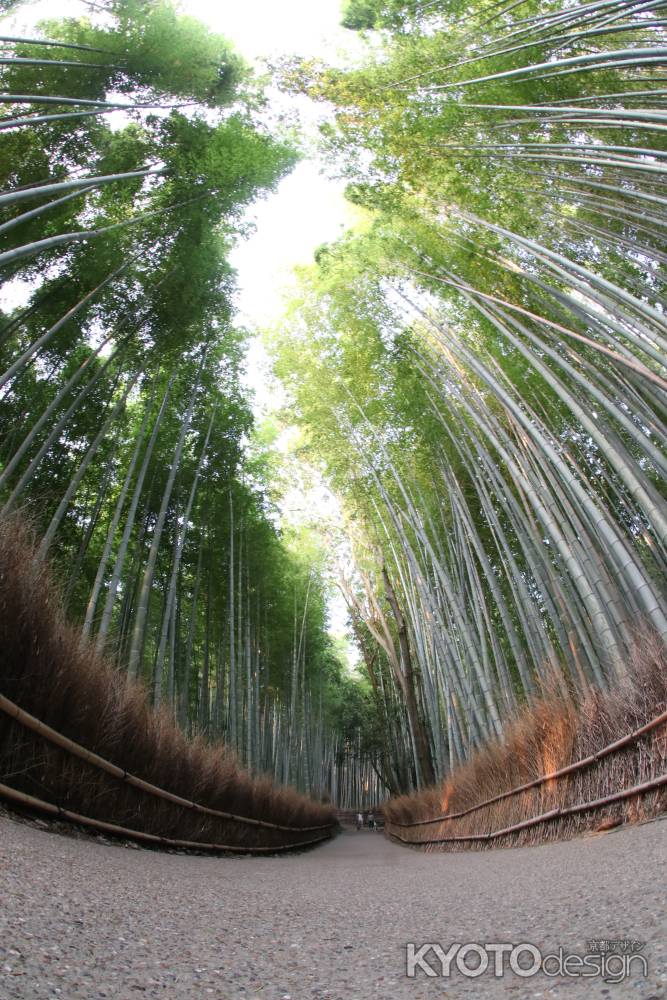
[38, 0, 247, 106]
[341, 0, 381, 30]
[341, 0, 426, 31]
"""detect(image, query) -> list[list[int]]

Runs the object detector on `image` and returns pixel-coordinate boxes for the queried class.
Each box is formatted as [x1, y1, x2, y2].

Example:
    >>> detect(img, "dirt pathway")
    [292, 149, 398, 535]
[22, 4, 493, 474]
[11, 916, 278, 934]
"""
[0, 813, 665, 999]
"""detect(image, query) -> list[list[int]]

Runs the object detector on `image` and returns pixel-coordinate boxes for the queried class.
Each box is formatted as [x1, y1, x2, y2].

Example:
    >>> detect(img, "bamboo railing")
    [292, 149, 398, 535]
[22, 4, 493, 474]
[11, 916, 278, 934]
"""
[0, 782, 331, 854]
[385, 708, 667, 848]
[388, 774, 667, 846]
[0, 692, 336, 851]
[390, 709, 667, 827]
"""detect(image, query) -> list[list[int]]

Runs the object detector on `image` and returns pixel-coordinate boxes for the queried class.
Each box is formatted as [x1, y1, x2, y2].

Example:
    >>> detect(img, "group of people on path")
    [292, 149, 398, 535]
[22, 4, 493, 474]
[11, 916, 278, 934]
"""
[355, 810, 376, 830]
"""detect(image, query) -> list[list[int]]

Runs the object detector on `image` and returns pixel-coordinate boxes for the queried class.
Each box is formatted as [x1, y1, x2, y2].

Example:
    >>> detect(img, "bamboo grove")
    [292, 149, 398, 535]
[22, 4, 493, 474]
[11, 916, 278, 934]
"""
[272, 0, 667, 793]
[1, 0, 666, 810]
[0, 0, 383, 807]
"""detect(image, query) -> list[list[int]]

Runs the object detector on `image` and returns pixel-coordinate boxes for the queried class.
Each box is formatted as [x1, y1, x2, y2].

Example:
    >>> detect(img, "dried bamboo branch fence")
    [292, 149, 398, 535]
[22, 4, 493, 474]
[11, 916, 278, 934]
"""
[0, 782, 331, 854]
[385, 709, 667, 849]
[0, 693, 335, 853]
[388, 774, 667, 846]
[394, 709, 667, 827]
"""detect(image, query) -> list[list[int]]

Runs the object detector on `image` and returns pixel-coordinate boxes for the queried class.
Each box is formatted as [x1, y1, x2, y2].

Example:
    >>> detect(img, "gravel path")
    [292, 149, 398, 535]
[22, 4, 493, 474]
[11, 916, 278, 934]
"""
[0, 812, 665, 999]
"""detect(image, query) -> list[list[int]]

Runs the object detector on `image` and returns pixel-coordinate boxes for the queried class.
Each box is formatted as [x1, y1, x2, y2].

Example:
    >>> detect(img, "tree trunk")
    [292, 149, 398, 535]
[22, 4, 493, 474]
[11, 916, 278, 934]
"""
[382, 566, 436, 787]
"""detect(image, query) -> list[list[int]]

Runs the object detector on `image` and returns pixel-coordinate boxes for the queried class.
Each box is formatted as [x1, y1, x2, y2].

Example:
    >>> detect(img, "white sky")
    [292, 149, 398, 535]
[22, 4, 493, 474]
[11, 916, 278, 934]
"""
[231, 162, 350, 412]
[187, 0, 361, 62]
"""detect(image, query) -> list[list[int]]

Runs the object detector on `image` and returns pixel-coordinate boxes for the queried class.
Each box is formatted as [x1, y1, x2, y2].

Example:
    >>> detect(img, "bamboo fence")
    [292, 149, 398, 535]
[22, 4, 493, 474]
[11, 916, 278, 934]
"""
[385, 709, 667, 848]
[0, 693, 335, 852]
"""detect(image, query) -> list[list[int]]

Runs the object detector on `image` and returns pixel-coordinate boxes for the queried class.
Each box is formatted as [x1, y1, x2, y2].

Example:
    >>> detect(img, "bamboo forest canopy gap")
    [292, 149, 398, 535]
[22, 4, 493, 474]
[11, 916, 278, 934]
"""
[0, 0, 666, 807]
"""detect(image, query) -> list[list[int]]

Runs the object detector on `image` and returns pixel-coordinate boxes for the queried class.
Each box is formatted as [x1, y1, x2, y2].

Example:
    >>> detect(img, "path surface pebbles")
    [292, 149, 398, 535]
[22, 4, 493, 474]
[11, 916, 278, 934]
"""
[0, 812, 665, 999]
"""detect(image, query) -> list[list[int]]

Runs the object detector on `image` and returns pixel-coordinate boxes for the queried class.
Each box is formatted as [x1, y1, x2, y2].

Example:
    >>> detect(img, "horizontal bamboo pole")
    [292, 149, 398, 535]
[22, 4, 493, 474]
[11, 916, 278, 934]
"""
[0, 693, 334, 833]
[387, 773, 667, 847]
[0, 782, 332, 854]
[392, 708, 667, 828]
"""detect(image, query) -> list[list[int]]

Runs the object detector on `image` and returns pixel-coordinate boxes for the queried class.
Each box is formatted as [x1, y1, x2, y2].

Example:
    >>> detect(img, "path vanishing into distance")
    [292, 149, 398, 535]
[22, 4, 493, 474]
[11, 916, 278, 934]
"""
[0, 813, 665, 1000]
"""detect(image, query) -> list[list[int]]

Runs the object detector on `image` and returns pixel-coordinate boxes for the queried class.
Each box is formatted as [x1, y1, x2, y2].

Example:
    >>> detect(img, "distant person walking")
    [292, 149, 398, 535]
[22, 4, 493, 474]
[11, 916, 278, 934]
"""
[368, 811, 375, 831]
[356, 812, 363, 831]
